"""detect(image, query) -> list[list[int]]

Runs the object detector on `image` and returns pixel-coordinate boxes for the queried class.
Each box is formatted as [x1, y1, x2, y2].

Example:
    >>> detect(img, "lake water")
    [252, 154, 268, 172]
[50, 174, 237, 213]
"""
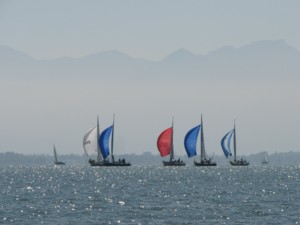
[1, 165, 300, 224]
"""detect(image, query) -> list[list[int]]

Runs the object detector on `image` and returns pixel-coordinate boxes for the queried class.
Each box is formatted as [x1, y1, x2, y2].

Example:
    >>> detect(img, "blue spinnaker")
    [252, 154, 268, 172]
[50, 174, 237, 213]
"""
[184, 125, 200, 158]
[221, 129, 234, 158]
[99, 125, 113, 159]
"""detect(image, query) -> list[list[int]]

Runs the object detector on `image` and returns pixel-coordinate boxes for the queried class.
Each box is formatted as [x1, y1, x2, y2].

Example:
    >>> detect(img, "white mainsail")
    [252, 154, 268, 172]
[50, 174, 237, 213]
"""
[262, 153, 269, 164]
[83, 126, 98, 156]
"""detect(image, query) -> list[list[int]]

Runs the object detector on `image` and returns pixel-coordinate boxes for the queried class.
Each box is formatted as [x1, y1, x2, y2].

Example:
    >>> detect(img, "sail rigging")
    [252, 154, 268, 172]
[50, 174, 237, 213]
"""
[221, 129, 234, 158]
[200, 116, 206, 161]
[184, 125, 200, 158]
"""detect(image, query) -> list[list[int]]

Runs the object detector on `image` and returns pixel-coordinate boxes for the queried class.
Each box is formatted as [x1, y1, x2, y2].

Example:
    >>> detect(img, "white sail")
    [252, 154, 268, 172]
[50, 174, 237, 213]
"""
[262, 153, 269, 164]
[83, 126, 98, 156]
[264, 153, 268, 162]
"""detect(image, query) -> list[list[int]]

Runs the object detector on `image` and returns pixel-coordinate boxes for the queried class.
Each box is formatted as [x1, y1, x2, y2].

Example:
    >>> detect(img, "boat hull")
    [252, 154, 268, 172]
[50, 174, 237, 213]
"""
[194, 160, 217, 166]
[230, 160, 249, 166]
[163, 160, 185, 166]
[89, 159, 131, 167]
[54, 162, 65, 165]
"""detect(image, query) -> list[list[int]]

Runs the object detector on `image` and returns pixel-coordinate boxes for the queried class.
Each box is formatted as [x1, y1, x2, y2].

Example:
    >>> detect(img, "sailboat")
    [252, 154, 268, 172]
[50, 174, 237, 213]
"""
[221, 122, 249, 166]
[99, 115, 131, 166]
[261, 152, 269, 165]
[53, 145, 65, 165]
[184, 115, 216, 166]
[83, 115, 131, 166]
[83, 116, 103, 166]
[157, 118, 185, 166]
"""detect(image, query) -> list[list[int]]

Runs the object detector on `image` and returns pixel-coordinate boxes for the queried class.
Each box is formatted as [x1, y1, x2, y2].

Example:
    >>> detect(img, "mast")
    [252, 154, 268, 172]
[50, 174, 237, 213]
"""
[53, 145, 58, 163]
[233, 120, 237, 161]
[170, 117, 174, 162]
[111, 114, 115, 162]
[200, 114, 206, 161]
[96, 115, 102, 162]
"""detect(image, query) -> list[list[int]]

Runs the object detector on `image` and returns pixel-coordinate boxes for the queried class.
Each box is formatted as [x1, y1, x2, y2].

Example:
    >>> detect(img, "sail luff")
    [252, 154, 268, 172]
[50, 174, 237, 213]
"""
[96, 116, 102, 162]
[111, 114, 115, 162]
[233, 121, 237, 161]
[200, 114, 206, 161]
[170, 117, 174, 162]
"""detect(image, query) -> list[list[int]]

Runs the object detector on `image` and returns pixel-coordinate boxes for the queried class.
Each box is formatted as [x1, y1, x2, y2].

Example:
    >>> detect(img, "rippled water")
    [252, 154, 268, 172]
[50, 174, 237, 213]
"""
[1, 165, 300, 224]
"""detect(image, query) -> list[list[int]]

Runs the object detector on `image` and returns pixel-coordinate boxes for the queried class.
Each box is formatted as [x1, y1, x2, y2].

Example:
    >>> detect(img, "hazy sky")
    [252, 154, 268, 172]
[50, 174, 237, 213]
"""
[0, 1, 300, 157]
[0, 0, 300, 60]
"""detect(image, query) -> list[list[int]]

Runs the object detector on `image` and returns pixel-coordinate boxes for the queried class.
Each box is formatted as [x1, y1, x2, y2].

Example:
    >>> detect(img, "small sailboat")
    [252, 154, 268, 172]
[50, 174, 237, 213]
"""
[83, 115, 131, 166]
[221, 122, 249, 166]
[157, 118, 185, 166]
[184, 115, 216, 166]
[262, 152, 269, 165]
[53, 145, 65, 165]
[83, 116, 103, 166]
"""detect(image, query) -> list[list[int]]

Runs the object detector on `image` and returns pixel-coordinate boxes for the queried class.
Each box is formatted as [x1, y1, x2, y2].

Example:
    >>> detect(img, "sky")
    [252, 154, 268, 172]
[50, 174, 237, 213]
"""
[0, 0, 300, 60]
[0, 0, 300, 157]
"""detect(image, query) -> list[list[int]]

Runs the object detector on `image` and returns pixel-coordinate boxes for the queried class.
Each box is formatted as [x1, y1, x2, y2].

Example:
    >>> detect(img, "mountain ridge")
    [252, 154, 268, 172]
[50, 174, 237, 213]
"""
[2, 39, 299, 62]
[1, 40, 300, 81]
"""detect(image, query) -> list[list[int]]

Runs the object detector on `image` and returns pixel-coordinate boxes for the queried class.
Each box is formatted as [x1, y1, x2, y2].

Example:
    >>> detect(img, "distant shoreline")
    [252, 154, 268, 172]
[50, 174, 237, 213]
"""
[1, 151, 300, 166]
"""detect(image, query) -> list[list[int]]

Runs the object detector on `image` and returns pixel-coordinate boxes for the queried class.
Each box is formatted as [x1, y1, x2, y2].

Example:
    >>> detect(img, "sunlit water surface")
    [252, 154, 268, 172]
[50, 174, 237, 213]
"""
[1, 166, 300, 224]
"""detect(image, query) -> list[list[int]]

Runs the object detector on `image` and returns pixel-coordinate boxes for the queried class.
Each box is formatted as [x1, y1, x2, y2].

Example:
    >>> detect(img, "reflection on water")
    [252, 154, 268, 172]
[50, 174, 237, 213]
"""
[0, 165, 300, 224]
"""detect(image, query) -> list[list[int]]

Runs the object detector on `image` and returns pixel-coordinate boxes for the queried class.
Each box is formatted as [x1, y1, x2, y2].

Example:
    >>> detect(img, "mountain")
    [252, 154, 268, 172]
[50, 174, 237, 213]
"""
[0, 45, 34, 62]
[161, 48, 200, 64]
[1, 40, 300, 81]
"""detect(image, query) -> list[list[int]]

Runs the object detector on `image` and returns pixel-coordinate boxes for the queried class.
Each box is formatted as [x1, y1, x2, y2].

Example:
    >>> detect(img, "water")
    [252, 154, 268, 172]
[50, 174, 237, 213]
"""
[1, 166, 300, 225]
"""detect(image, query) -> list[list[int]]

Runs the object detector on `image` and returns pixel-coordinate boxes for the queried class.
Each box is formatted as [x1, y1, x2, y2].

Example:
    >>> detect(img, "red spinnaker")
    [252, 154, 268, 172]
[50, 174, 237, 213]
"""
[157, 127, 173, 157]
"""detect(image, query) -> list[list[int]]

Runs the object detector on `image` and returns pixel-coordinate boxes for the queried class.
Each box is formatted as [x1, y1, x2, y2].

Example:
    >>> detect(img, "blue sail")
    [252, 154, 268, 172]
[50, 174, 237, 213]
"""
[99, 125, 113, 159]
[184, 125, 201, 158]
[221, 129, 234, 158]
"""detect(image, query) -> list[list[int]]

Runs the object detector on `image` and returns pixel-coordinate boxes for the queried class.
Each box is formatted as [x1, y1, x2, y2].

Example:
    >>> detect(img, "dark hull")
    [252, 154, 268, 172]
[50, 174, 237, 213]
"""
[163, 160, 185, 166]
[89, 159, 131, 167]
[194, 160, 217, 166]
[261, 161, 268, 165]
[54, 162, 65, 165]
[230, 160, 249, 166]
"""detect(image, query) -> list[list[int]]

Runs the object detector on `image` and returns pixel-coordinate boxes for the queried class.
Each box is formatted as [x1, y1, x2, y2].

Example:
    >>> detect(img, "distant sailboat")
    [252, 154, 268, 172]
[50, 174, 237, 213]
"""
[221, 122, 249, 166]
[83, 115, 131, 166]
[262, 153, 269, 165]
[157, 118, 185, 166]
[184, 115, 216, 166]
[53, 145, 65, 165]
